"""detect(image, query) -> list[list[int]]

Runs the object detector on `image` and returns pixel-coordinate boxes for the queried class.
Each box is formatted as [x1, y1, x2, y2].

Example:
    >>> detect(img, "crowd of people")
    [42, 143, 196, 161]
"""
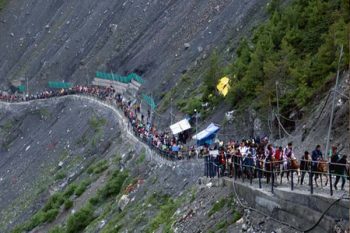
[0, 85, 348, 192]
[201, 140, 348, 190]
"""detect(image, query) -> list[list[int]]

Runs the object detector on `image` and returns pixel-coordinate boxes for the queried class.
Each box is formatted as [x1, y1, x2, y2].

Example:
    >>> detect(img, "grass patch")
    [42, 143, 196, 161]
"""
[1, 119, 14, 135]
[64, 199, 74, 210]
[146, 195, 179, 233]
[232, 210, 242, 223]
[216, 220, 229, 230]
[98, 170, 128, 200]
[48, 226, 65, 233]
[66, 203, 95, 233]
[63, 184, 78, 198]
[75, 180, 91, 197]
[66, 170, 128, 232]
[76, 131, 89, 146]
[43, 193, 65, 212]
[136, 152, 146, 164]
[190, 188, 196, 203]
[208, 198, 226, 217]
[87, 160, 109, 175]
[0, 0, 8, 10]
[89, 116, 107, 132]
[13, 205, 61, 232]
[33, 108, 51, 120]
[54, 171, 66, 181]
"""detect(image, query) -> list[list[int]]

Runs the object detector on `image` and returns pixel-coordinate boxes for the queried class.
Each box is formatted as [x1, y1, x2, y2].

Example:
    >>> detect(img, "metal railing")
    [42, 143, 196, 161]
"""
[1, 89, 349, 198]
[204, 154, 349, 196]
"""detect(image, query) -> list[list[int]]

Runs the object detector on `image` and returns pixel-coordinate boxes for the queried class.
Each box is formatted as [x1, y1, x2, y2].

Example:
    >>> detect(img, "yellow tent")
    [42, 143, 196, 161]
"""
[216, 76, 230, 96]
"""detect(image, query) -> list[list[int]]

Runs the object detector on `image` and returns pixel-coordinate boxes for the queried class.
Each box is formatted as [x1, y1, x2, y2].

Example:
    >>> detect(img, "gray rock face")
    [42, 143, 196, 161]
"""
[0, 0, 269, 96]
[0, 96, 122, 231]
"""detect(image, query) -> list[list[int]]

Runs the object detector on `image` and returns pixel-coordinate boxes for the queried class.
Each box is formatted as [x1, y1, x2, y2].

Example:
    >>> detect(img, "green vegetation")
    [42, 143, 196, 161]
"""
[63, 184, 78, 198]
[89, 115, 107, 132]
[54, 171, 66, 181]
[1, 119, 14, 134]
[176, 97, 202, 114]
[12, 193, 65, 232]
[232, 209, 242, 222]
[67, 170, 128, 232]
[223, 0, 349, 114]
[216, 220, 229, 230]
[208, 198, 226, 217]
[203, 50, 224, 104]
[98, 170, 128, 200]
[0, 0, 8, 10]
[64, 199, 73, 210]
[75, 180, 91, 197]
[146, 194, 179, 233]
[48, 226, 65, 233]
[43, 193, 65, 212]
[33, 108, 51, 119]
[136, 151, 146, 164]
[76, 131, 89, 146]
[87, 160, 109, 175]
[66, 204, 95, 233]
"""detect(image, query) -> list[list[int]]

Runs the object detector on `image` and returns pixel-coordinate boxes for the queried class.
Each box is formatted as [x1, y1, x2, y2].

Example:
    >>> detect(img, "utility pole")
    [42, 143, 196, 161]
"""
[26, 76, 29, 98]
[325, 45, 343, 161]
[275, 81, 281, 139]
[170, 98, 173, 125]
[348, 73, 350, 232]
[150, 92, 154, 127]
[86, 66, 89, 86]
[194, 109, 198, 159]
[348, 75, 350, 232]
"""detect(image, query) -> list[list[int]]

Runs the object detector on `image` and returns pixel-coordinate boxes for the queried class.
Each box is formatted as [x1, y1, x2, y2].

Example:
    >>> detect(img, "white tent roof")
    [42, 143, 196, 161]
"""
[192, 123, 220, 141]
[170, 119, 191, 135]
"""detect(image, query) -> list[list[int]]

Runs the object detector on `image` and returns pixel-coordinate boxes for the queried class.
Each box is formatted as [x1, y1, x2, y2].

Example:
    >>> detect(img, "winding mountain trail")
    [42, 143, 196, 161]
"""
[0, 94, 177, 167]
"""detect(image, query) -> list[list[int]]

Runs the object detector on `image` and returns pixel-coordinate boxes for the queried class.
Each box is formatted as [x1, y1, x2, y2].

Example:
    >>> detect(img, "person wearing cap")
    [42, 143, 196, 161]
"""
[334, 154, 347, 190]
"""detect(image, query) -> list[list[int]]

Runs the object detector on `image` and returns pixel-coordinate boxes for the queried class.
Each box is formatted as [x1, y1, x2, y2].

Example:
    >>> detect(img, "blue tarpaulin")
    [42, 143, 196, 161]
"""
[171, 145, 180, 152]
[192, 123, 220, 146]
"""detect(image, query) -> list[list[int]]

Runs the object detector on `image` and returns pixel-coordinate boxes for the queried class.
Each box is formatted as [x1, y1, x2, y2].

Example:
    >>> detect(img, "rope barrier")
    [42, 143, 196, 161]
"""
[274, 113, 293, 137]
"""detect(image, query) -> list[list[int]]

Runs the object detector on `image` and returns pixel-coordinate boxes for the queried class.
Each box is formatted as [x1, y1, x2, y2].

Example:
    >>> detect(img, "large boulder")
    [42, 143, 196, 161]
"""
[118, 194, 130, 211]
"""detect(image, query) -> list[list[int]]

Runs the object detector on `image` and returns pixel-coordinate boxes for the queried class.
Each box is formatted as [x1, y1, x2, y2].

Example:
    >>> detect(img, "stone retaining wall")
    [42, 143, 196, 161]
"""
[223, 178, 349, 233]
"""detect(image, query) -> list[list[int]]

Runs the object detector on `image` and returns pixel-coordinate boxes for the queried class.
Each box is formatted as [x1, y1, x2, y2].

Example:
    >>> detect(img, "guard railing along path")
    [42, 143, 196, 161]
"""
[204, 154, 350, 198]
[0, 89, 349, 198]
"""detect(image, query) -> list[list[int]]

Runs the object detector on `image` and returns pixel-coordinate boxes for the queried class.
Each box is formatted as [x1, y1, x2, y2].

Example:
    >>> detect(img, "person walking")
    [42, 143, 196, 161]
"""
[300, 151, 311, 185]
[334, 155, 347, 190]
[311, 145, 323, 180]
[330, 146, 339, 174]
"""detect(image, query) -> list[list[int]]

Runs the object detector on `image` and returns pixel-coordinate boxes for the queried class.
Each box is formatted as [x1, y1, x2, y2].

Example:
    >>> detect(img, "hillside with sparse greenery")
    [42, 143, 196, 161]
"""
[202, 0, 349, 117]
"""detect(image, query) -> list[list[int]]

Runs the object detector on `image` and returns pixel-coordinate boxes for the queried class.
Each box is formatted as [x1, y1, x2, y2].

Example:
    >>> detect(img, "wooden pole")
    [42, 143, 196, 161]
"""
[348, 78, 350, 232]
[325, 45, 343, 161]
[276, 81, 281, 139]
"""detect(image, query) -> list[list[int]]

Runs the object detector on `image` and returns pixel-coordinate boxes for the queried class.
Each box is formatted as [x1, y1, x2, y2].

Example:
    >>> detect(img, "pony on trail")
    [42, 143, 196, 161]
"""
[280, 158, 300, 184]
[315, 159, 328, 187]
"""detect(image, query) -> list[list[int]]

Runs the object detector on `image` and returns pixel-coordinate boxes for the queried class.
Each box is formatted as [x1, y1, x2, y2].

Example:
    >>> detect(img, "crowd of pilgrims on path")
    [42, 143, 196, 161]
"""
[0, 85, 348, 190]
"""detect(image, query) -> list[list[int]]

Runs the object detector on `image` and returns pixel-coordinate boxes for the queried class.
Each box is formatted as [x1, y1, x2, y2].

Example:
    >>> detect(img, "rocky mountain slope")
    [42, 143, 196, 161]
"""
[0, 96, 300, 233]
[0, 1, 349, 232]
[0, 0, 269, 95]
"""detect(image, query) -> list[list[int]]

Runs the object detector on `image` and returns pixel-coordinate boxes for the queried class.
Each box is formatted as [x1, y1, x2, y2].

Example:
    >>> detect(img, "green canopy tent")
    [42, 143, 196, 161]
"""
[48, 81, 73, 89]
[17, 85, 26, 93]
[128, 73, 144, 84]
[95, 71, 144, 84]
[142, 94, 157, 110]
